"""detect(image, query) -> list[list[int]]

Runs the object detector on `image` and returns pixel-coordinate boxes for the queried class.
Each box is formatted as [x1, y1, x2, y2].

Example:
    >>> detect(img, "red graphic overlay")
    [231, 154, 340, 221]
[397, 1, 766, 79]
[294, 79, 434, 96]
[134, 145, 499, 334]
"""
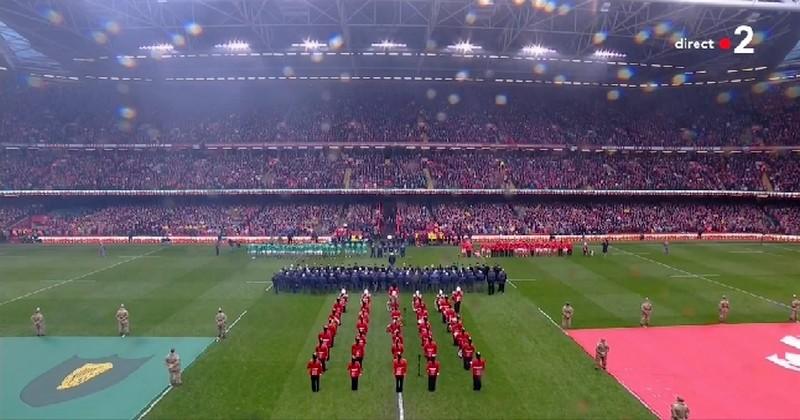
[569, 323, 800, 419]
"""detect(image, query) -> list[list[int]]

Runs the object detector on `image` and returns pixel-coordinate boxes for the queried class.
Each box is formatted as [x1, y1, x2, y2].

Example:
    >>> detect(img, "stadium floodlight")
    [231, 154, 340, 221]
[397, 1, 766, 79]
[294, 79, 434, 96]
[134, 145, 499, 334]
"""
[139, 43, 174, 52]
[447, 41, 481, 53]
[521, 44, 556, 56]
[291, 39, 326, 51]
[371, 40, 407, 50]
[593, 49, 627, 58]
[215, 40, 250, 51]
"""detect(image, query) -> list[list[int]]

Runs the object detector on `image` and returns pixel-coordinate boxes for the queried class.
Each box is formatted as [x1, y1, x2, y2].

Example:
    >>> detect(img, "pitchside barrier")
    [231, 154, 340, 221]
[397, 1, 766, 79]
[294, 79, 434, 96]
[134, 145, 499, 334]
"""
[32, 233, 800, 245]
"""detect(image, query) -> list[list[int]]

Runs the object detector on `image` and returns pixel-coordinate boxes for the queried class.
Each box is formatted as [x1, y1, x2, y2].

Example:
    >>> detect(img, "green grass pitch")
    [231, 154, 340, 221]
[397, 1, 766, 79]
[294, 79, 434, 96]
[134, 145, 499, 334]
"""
[1, 242, 799, 419]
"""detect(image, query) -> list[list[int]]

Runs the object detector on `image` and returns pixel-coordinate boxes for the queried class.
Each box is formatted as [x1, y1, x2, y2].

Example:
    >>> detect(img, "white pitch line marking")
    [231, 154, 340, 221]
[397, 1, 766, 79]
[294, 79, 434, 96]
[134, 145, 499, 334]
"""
[669, 274, 719, 278]
[0, 248, 161, 307]
[507, 279, 518, 288]
[614, 247, 789, 309]
[397, 392, 405, 420]
[770, 245, 800, 253]
[512, 278, 538, 282]
[225, 310, 248, 334]
[135, 385, 172, 419]
[537, 308, 563, 332]
[265, 283, 274, 293]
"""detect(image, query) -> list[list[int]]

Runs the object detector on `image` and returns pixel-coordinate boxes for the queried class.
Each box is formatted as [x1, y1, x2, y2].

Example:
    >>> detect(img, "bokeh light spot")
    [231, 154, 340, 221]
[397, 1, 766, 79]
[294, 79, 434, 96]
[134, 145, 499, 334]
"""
[118, 106, 137, 120]
[92, 31, 108, 45]
[592, 32, 607, 45]
[184, 22, 203, 36]
[751, 82, 769, 94]
[654, 22, 672, 36]
[634, 30, 650, 44]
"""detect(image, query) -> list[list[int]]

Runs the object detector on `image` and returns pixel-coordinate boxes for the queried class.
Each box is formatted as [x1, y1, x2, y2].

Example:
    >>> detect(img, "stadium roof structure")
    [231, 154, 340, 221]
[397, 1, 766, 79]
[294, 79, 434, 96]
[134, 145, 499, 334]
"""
[0, 0, 799, 84]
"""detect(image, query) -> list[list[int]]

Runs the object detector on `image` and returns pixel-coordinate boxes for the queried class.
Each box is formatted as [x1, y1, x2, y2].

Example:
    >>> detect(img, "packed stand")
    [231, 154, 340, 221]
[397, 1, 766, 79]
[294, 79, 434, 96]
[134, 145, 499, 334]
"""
[396, 202, 789, 237]
[2, 149, 794, 192]
[17, 204, 378, 237]
[2, 84, 800, 147]
[765, 206, 800, 235]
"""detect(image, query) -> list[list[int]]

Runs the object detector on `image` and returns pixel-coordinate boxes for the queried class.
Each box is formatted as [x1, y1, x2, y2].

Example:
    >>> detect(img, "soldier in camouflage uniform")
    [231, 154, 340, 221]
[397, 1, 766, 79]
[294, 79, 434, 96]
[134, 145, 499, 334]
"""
[670, 396, 689, 420]
[31, 307, 45, 336]
[640, 297, 653, 327]
[116, 304, 130, 337]
[595, 338, 609, 371]
[216, 307, 227, 341]
[718, 295, 730, 323]
[165, 348, 182, 386]
[561, 302, 574, 329]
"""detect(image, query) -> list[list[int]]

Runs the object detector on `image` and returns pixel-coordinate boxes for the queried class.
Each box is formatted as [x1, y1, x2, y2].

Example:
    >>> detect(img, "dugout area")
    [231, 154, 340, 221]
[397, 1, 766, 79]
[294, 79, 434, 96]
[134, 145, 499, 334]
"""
[0, 337, 212, 419]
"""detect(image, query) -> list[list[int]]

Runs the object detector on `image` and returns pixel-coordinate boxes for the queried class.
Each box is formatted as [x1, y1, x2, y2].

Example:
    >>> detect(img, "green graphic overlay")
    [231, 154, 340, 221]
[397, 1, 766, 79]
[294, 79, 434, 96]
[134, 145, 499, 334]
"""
[0, 337, 213, 420]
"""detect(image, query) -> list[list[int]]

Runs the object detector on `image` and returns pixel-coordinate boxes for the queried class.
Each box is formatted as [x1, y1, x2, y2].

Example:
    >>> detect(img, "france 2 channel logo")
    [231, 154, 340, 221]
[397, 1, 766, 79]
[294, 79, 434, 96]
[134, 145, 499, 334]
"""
[674, 25, 755, 54]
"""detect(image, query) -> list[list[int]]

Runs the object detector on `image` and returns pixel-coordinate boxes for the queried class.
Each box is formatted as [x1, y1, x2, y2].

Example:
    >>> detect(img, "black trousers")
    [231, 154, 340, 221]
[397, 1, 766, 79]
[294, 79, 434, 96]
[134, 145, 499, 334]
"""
[454, 301, 461, 314]
[428, 375, 437, 391]
[473, 376, 482, 390]
[488, 282, 495, 295]
[395, 375, 404, 392]
[463, 356, 472, 370]
[351, 377, 359, 391]
[498, 282, 505, 294]
[311, 375, 320, 392]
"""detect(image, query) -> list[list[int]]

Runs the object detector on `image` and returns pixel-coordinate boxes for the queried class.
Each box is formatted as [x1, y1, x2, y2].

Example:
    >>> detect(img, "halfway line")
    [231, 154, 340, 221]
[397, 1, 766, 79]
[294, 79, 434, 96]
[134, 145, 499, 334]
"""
[397, 392, 405, 420]
[0, 247, 161, 307]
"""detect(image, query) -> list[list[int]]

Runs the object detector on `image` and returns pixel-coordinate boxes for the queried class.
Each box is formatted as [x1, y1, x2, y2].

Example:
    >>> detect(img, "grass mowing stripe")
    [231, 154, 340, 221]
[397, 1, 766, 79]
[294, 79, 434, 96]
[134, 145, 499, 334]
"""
[0, 247, 161, 307]
[614, 246, 790, 309]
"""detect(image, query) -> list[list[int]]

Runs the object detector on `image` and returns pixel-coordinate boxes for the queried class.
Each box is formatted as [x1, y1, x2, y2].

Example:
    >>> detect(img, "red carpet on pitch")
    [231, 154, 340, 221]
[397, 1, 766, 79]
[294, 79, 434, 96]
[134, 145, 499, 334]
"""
[569, 323, 800, 419]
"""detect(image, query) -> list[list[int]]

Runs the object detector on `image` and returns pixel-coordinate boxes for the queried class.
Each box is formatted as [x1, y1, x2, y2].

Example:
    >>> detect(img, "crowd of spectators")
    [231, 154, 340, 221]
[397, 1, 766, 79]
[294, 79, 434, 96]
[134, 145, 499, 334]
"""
[2, 84, 799, 147]
[2, 149, 796, 192]
[396, 202, 799, 236]
[3, 202, 798, 238]
[16, 204, 380, 237]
